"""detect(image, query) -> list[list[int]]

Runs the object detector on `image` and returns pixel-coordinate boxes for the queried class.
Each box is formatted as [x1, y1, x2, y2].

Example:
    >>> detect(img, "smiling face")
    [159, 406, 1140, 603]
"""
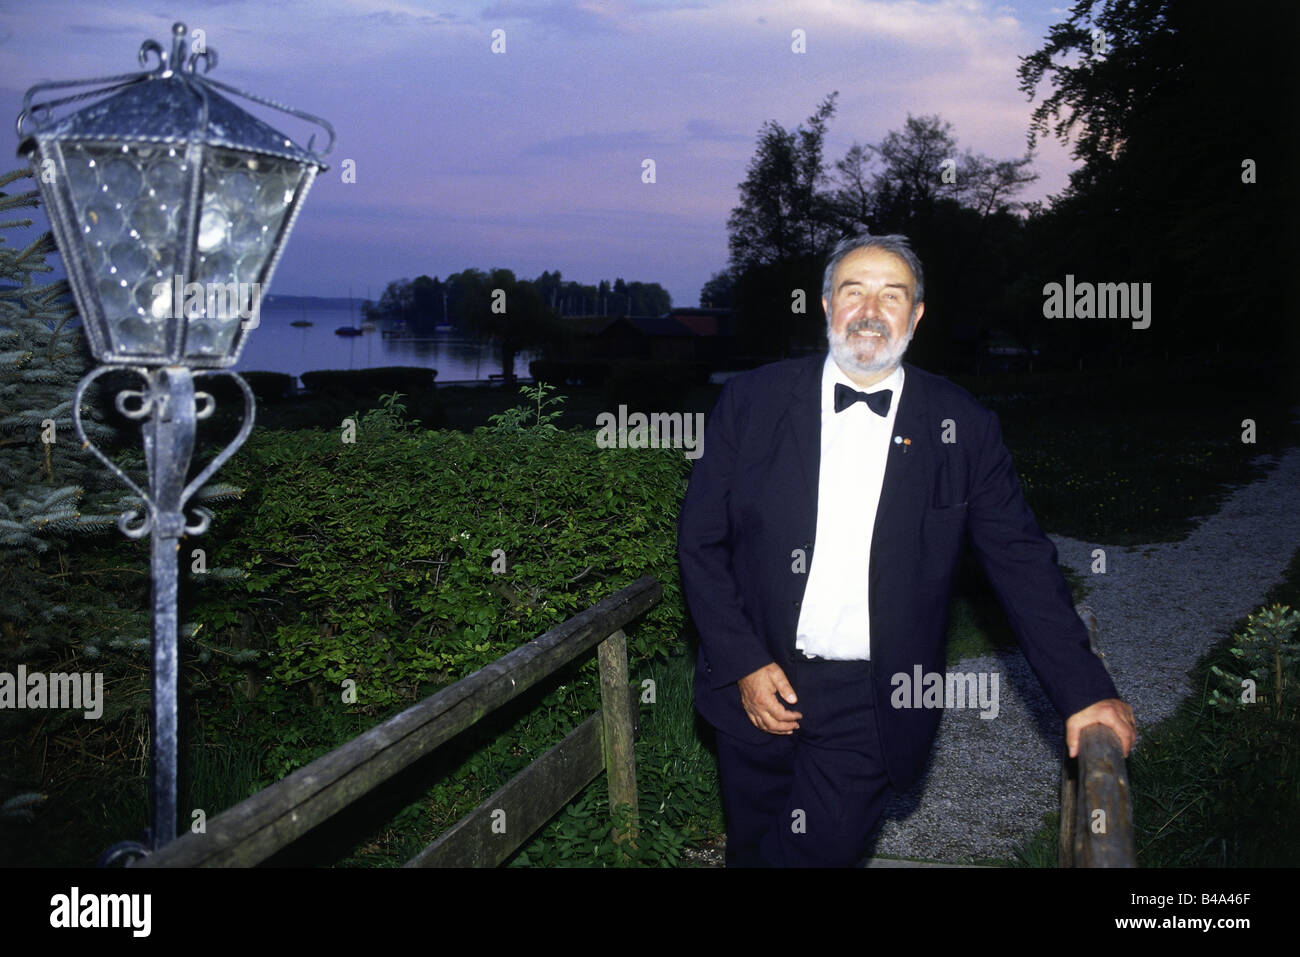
[823, 246, 924, 387]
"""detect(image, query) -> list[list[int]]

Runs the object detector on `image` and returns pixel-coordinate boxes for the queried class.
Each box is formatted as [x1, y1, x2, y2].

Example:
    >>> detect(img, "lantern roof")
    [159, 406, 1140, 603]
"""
[17, 21, 333, 169]
[19, 76, 323, 167]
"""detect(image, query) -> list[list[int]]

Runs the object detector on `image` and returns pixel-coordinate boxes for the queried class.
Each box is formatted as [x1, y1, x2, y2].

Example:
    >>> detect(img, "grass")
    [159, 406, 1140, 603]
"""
[963, 360, 1299, 546]
[506, 649, 724, 867]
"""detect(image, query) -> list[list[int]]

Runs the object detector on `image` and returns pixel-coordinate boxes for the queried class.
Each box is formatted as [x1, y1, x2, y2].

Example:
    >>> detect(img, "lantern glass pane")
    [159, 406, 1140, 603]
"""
[62, 142, 190, 357]
[185, 147, 300, 360]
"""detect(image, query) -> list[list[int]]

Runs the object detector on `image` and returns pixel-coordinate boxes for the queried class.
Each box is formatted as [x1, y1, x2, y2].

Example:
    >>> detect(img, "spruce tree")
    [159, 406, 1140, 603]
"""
[0, 165, 150, 851]
[1, 164, 245, 665]
[0, 166, 135, 658]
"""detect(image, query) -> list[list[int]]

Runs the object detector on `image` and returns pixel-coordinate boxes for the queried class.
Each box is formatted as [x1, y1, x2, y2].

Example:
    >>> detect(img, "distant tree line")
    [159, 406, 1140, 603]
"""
[364, 271, 671, 332]
[362, 269, 672, 383]
[533, 272, 672, 320]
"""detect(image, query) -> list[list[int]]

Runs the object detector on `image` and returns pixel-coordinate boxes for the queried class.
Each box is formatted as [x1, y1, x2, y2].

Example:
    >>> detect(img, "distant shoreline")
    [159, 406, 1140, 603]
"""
[260, 294, 363, 311]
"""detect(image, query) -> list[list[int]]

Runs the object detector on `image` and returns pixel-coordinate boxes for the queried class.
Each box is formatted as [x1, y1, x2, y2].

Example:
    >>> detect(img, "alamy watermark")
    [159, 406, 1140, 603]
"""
[150, 274, 262, 329]
[50, 887, 150, 936]
[1042, 275, 1150, 329]
[1, 666, 103, 719]
[890, 666, 999, 719]
[595, 405, 704, 459]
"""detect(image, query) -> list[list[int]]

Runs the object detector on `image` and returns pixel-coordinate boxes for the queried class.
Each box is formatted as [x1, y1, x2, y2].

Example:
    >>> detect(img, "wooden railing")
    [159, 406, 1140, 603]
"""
[1058, 603, 1136, 867]
[139, 575, 661, 867]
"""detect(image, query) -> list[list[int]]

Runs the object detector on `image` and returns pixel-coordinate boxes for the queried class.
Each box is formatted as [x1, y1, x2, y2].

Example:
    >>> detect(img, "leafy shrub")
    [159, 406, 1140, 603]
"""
[487, 381, 565, 435]
[192, 410, 691, 715]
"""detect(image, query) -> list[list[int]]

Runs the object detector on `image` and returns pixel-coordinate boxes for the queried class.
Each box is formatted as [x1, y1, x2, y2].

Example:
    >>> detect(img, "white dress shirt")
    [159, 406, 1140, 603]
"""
[794, 356, 905, 660]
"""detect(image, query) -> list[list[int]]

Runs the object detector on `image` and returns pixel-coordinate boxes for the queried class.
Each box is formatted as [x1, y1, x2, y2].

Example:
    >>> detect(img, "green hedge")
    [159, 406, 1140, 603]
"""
[300, 366, 437, 397]
[193, 416, 691, 714]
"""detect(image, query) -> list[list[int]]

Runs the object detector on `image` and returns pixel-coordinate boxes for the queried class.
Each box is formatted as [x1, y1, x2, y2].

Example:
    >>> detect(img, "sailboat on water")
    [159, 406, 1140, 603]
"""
[337, 286, 372, 335]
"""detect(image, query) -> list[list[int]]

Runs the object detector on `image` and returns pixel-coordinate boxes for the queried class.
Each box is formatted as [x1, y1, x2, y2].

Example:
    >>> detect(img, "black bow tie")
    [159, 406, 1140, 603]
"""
[835, 382, 892, 416]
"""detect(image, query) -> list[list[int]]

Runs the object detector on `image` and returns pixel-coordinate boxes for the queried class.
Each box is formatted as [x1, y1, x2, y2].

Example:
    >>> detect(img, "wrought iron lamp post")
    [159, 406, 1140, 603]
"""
[16, 22, 333, 860]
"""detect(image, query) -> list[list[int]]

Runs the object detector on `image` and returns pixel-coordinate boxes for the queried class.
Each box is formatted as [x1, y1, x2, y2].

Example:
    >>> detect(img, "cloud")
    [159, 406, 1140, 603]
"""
[64, 22, 154, 35]
[359, 9, 467, 28]
[685, 118, 751, 143]
[520, 128, 667, 157]
[480, 0, 705, 34]
[480, 0, 635, 34]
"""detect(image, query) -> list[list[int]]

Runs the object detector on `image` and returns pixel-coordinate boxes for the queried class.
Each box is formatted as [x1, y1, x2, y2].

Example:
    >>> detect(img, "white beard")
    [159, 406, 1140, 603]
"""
[828, 316, 915, 376]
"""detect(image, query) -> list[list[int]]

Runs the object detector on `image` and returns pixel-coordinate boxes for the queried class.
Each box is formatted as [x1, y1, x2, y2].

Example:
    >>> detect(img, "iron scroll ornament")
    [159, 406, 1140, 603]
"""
[72, 366, 255, 540]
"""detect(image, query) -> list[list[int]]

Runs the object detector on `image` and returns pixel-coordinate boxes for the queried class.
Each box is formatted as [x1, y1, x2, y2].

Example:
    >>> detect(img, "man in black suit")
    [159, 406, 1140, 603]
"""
[677, 233, 1135, 867]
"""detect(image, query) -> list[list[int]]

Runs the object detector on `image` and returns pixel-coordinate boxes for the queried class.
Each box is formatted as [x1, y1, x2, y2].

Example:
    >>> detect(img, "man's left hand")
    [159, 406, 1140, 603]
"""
[1065, 698, 1137, 758]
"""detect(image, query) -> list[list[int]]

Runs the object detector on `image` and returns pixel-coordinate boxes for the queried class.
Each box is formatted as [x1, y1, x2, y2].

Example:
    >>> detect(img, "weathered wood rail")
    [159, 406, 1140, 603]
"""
[139, 575, 660, 867]
[1058, 603, 1136, 867]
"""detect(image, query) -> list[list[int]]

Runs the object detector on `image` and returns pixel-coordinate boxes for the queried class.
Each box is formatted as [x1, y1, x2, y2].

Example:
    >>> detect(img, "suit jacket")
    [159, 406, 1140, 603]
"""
[677, 355, 1118, 789]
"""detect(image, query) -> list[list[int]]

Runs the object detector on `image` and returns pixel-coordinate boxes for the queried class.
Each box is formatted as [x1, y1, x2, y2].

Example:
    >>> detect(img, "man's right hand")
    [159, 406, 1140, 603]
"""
[738, 662, 803, 734]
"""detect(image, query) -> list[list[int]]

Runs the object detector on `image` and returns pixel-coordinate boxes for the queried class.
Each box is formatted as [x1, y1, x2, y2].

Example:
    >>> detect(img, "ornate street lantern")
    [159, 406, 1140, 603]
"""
[16, 22, 333, 860]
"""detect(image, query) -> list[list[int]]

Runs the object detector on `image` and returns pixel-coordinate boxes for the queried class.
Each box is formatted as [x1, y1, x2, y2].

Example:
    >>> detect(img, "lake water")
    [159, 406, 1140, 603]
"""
[235, 303, 540, 384]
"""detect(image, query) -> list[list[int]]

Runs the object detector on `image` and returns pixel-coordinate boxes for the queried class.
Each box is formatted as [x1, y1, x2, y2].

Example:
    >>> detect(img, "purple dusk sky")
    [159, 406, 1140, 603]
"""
[1, 0, 1084, 309]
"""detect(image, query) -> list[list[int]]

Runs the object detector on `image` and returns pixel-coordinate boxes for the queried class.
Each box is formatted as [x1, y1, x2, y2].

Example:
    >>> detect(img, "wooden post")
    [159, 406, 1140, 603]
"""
[1059, 602, 1135, 867]
[1058, 757, 1078, 868]
[598, 627, 638, 846]
[1060, 602, 1095, 867]
[1073, 724, 1136, 867]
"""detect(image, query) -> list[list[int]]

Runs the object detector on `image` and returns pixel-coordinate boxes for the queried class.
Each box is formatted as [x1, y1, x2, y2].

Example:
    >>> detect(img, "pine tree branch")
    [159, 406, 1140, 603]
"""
[0, 167, 33, 190]
[0, 192, 39, 215]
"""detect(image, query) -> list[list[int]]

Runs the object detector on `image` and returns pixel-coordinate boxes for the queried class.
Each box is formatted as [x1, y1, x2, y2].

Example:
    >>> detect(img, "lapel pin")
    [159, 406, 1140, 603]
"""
[894, 435, 912, 452]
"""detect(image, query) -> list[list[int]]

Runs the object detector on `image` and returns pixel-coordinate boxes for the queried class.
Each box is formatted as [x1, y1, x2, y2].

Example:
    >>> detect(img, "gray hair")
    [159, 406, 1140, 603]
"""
[821, 233, 925, 310]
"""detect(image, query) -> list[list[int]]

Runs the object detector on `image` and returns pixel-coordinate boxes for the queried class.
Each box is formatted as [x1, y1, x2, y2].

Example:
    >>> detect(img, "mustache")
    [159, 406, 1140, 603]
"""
[838, 318, 892, 339]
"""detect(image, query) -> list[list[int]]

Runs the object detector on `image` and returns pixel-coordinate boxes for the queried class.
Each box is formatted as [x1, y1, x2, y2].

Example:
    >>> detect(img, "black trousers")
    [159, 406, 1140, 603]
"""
[713, 657, 893, 867]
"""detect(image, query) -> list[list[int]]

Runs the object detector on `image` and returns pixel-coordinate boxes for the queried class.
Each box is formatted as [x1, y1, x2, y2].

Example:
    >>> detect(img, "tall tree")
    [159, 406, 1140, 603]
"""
[830, 143, 878, 233]
[831, 114, 1037, 235]
[1018, 0, 1298, 364]
[409, 275, 441, 327]
[626, 281, 672, 317]
[365, 277, 415, 323]
[873, 114, 960, 218]
[699, 270, 735, 309]
[726, 93, 838, 273]
[534, 270, 563, 310]
[450, 268, 566, 384]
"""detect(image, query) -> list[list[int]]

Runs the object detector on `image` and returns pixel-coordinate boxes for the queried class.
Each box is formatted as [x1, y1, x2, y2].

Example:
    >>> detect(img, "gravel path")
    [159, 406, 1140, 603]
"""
[869, 441, 1300, 863]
